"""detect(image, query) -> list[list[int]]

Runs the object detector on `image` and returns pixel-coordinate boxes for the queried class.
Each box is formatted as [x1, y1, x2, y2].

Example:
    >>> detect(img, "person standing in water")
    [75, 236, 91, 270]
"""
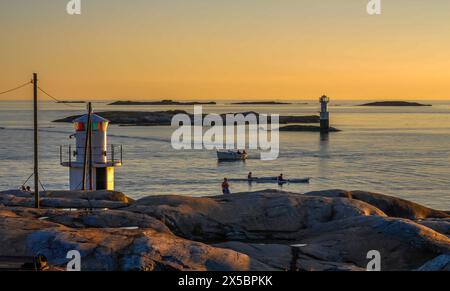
[277, 173, 285, 185]
[222, 178, 231, 194]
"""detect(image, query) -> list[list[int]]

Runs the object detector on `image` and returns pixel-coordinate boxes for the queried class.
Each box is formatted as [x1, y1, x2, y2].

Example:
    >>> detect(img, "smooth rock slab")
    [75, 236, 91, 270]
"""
[1, 206, 171, 233]
[416, 219, 450, 237]
[416, 254, 450, 271]
[2, 188, 449, 271]
[215, 241, 363, 271]
[0, 215, 265, 271]
[305, 190, 449, 219]
[296, 216, 450, 270]
[126, 190, 386, 242]
[0, 190, 134, 209]
[42, 190, 135, 203]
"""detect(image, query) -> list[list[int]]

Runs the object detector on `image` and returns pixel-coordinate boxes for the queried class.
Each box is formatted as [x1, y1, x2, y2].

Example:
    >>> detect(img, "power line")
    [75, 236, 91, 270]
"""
[37, 86, 82, 108]
[37, 86, 63, 102]
[0, 81, 32, 95]
[2, 81, 85, 109]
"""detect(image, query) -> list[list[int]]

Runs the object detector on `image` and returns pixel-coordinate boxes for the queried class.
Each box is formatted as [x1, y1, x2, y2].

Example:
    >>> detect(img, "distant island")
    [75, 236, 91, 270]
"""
[359, 101, 432, 107]
[53, 111, 320, 126]
[279, 125, 341, 132]
[56, 101, 86, 104]
[109, 100, 216, 106]
[231, 101, 292, 105]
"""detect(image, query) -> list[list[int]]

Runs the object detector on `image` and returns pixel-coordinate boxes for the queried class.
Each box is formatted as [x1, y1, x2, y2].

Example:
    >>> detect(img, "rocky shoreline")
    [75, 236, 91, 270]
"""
[359, 101, 432, 107]
[279, 125, 341, 132]
[231, 101, 292, 105]
[0, 189, 448, 271]
[53, 111, 320, 126]
[109, 100, 217, 106]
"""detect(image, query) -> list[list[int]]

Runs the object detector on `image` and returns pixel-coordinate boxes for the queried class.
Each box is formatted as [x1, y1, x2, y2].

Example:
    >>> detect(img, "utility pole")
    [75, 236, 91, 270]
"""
[82, 102, 93, 190]
[33, 73, 40, 209]
[88, 103, 93, 190]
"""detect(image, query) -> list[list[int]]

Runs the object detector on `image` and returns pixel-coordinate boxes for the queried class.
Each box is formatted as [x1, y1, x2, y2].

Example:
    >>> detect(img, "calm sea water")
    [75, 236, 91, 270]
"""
[1, 100, 449, 210]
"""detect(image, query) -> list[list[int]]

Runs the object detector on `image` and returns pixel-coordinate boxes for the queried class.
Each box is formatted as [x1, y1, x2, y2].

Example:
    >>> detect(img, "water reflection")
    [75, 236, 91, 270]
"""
[318, 132, 330, 180]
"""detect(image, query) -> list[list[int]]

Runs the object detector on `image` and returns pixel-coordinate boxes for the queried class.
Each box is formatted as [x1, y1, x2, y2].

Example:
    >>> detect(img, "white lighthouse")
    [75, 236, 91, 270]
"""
[319, 95, 330, 133]
[60, 105, 122, 191]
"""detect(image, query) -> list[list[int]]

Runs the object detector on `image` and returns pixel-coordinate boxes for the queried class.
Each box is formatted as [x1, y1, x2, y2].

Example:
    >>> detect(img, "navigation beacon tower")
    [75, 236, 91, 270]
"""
[60, 105, 122, 191]
[319, 95, 330, 133]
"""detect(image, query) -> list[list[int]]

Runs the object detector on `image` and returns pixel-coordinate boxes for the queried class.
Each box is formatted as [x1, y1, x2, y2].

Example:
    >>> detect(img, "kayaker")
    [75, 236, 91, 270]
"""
[222, 178, 231, 194]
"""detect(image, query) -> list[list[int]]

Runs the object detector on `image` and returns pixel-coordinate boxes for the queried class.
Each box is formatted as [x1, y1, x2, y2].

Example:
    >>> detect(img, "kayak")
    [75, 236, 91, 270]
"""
[228, 177, 310, 184]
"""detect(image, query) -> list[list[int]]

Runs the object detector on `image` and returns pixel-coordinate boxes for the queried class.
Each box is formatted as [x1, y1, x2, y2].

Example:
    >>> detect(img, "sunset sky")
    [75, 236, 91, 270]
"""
[1, 0, 450, 101]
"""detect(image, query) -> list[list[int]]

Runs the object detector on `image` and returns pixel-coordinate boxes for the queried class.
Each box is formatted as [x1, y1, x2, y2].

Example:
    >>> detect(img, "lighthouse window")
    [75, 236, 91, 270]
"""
[92, 122, 104, 131]
[74, 121, 106, 131]
[75, 122, 84, 131]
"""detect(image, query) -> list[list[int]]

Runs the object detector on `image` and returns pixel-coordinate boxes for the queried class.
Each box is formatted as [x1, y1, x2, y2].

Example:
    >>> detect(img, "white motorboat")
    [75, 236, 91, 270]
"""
[217, 150, 248, 161]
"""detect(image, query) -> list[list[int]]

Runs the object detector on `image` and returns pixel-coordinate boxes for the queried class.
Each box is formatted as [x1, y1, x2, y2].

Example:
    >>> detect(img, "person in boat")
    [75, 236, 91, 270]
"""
[248, 172, 253, 180]
[26, 186, 31, 192]
[243, 150, 247, 155]
[237, 150, 241, 155]
[20, 185, 26, 191]
[222, 178, 231, 194]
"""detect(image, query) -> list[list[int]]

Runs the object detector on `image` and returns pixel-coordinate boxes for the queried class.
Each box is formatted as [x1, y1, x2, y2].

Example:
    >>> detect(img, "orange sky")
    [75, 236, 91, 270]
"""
[1, 0, 450, 101]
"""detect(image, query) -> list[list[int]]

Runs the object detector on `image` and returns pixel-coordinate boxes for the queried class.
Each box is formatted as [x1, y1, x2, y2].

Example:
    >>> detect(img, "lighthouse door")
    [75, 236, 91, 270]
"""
[96, 168, 107, 190]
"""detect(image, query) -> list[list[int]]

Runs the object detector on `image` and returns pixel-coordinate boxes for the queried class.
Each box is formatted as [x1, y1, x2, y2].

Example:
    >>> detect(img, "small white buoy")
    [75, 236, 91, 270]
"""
[290, 244, 308, 248]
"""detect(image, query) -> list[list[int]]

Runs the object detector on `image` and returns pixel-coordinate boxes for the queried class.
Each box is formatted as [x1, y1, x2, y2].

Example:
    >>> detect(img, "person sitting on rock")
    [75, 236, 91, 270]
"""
[222, 178, 231, 195]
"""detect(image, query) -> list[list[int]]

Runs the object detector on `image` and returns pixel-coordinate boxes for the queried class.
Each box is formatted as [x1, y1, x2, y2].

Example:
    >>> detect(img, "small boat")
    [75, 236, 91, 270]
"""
[228, 177, 310, 184]
[217, 150, 248, 161]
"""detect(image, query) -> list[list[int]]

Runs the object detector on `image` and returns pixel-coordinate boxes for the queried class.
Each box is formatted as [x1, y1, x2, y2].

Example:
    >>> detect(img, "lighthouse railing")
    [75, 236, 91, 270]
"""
[59, 144, 123, 166]
[68, 145, 72, 167]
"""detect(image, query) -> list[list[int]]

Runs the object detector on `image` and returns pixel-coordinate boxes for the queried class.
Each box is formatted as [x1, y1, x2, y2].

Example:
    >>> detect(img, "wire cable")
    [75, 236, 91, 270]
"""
[20, 173, 46, 191]
[21, 173, 34, 188]
[38, 179, 47, 192]
[1, 81, 85, 109]
[37, 86, 82, 108]
[0, 81, 32, 95]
